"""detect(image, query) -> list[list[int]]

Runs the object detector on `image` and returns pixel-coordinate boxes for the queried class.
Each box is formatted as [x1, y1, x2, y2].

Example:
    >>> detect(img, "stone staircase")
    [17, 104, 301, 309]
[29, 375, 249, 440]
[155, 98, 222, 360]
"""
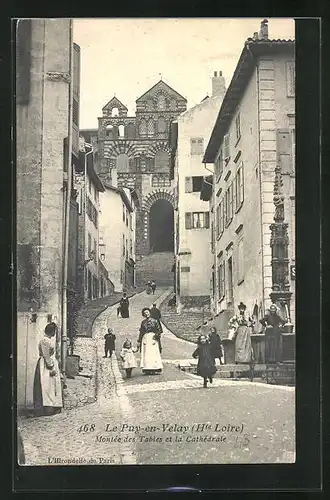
[135, 251, 174, 287]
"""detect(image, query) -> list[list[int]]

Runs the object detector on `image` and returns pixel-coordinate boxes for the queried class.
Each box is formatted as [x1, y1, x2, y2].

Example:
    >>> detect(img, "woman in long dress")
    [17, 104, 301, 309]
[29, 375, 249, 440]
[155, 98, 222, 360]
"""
[33, 322, 63, 416]
[119, 293, 130, 318]
[228, 302, 254, 364]
[137, 307, 163, 375]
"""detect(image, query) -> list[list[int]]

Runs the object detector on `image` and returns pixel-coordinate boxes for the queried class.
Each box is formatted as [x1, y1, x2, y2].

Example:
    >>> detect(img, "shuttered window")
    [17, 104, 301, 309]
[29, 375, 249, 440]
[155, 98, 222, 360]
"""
[235, 162, 244, 211]
[237, 238, 244, 284]
[185, 212, 210, 229]
[190, 138, 204, 155]
[215, 149, 224, 180]
[277, 129, 294, 175]
[286, 61, 295, 97]
[223, 134, 230, 161]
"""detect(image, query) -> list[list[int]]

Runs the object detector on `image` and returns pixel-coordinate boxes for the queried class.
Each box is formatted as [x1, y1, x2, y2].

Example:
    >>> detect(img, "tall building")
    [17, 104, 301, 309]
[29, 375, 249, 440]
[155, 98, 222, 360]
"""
[170, 72, 226, 311]
[96, 80, 187, 284]
[201, 20, 295, 333]
[16, 19, 81, 409]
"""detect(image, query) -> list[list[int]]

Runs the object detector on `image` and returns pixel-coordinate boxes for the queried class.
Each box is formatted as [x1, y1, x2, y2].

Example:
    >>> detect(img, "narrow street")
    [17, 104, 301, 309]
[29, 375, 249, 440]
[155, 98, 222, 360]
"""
[20, 289, 295, 465]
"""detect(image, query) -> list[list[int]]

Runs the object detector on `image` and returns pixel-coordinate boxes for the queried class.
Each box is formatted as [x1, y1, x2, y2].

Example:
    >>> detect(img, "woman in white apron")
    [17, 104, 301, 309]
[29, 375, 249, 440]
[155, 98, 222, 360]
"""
[137, 307, 163, 375]
[33, 322, 63, 416]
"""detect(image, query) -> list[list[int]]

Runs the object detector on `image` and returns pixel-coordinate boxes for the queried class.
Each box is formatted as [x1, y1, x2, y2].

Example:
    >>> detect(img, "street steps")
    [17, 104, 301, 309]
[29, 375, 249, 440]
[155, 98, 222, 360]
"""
[135, 251, 174, 287]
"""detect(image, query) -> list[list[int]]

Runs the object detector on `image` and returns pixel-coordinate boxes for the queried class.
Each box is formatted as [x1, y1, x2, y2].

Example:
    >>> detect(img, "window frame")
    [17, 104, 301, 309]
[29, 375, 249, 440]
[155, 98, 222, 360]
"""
[235, 161, 244, 212]
[190, 137, 204, 155]
[235, 112, 241, 144]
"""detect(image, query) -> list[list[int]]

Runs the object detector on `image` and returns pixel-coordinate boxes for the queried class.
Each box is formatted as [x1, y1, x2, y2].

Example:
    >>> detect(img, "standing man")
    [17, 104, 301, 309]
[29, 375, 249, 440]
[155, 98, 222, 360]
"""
[151, 280, 157, 295]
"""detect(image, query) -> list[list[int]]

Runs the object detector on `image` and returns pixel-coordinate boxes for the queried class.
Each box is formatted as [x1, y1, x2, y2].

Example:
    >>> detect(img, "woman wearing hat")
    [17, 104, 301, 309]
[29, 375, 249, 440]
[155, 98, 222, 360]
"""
[137, 307, 163, 375]
[228, 302, 254, 364]
[260, 303, 285, 363]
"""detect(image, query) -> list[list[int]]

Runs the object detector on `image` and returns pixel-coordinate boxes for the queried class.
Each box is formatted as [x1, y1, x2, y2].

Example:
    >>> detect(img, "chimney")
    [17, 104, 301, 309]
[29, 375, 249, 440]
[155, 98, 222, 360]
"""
[259, 19, 269, 40]
[212, 70, 226, 97]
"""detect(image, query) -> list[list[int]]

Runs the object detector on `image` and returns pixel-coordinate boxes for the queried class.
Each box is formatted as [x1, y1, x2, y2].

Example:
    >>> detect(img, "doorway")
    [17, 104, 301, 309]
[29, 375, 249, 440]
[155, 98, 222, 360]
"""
[149, 199, 174, 252]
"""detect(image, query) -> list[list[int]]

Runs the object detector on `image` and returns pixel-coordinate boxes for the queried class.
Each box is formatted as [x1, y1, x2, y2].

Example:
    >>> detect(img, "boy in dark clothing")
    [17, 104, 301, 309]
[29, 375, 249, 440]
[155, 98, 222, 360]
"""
[104, 328, 116, 358]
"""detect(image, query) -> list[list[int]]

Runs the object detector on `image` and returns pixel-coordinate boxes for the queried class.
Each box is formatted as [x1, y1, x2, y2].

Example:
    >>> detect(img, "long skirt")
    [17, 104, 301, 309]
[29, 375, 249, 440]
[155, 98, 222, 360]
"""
[120, 305, 129, 318]
[265, 327, 282, 363]
[235, 325, 253, 363]
[33, 357, 63, 416]
[140, 332, 163, 373]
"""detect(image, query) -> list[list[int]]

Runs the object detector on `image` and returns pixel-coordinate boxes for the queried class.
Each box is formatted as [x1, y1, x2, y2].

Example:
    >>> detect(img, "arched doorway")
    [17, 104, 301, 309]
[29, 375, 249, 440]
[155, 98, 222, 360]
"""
[149, 199, 174, 253]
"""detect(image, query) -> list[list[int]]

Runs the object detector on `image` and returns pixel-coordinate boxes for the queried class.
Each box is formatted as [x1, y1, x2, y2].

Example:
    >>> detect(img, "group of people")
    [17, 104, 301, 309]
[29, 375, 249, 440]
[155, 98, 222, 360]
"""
[146, 280, 157, 295]
[32, 297, 286, 416]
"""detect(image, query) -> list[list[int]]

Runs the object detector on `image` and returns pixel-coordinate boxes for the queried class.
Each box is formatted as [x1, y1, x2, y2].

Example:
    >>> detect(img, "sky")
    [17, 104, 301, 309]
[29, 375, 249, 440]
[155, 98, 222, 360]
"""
[73, 18, 295, 130]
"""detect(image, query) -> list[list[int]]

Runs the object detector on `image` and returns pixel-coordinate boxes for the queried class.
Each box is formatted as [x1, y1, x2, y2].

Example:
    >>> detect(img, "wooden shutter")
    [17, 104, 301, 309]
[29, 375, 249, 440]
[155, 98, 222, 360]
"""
[205, 212, 210, 229]
[185, 212, 192, 229]
[229, 183, 233, 220]
[233, 174, 237, 211]
[277, 129, 293, 174]
[216, 206, 220, 237]
[185, 176, 193, 193]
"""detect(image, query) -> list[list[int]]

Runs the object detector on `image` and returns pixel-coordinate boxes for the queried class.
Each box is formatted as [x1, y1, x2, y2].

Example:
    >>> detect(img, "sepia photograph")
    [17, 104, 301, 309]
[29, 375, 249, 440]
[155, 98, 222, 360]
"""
[16, 17, 296, 466]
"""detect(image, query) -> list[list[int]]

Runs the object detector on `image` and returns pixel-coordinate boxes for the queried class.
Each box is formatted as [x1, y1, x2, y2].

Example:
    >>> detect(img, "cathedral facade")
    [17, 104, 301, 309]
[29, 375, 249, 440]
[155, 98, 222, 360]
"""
[96, 80, 187, 258]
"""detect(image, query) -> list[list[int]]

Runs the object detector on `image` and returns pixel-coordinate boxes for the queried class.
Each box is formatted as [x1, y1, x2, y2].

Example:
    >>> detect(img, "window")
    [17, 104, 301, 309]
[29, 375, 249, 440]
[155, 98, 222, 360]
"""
[122, 235, 125, 256]
[139, 119, 147, 136]
[211, 221, 215, 253]
[235, 162, 244, 211]
[185, 212, 210, 229]
[157, 94, 166, 110]
[225, 183, 234, 226]
[147, 119, 155, 136]
[111, 107, 119, 117]
[157, 117, 166, 134]
[216, 205, 220, 239]
[73, 98, 79, 126]
[118, 124, 125, 138]
[223, 133, 230, 161]
[217, 259, 225, 299]
[214, 149, 224, 180]
[130, 240, 133, 256]
[286, 61, 295, 97]
[105, 124, 113, 138]
[237, 238, 244, 284]
[185, 176, 204, 193]
[227, 257, 234, 304]
[87, 198, 98, 228]
[235, 113, 241, 143]
[190, 138, 204, 155]
[219, 201, 225, 237]
[94, 238, 97, 259]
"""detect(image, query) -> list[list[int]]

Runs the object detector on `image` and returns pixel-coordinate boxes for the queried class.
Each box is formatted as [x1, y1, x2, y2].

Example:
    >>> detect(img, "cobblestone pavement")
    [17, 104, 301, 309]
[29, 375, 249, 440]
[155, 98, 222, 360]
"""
[19, 288, 295, 465]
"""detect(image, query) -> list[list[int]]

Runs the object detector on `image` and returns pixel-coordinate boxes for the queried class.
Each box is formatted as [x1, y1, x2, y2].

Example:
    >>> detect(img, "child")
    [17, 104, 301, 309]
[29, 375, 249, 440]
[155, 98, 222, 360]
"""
[120, 339, 138, 378]
[104, 328, 116, 358]
[192, 334, 217, 388]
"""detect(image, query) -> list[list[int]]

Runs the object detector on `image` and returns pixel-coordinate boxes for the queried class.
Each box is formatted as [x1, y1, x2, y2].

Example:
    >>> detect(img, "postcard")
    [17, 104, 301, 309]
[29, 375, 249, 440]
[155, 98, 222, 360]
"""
[16, 17, 296, 467]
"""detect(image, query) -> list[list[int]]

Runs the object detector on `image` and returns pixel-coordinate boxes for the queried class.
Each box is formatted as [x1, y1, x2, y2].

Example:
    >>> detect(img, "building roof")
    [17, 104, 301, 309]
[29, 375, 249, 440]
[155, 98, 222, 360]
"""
[103, 182, 135, 212]
[102, 96, 128, 111]
[136, 79, 187, 102]
[86, 153, 105, 192]
[203, 38, 295, 163]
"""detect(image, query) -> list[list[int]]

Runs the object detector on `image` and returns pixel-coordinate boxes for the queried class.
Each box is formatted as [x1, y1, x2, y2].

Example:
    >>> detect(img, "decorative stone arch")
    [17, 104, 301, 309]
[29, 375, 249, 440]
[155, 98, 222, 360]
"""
[145, 140, 171, 157]
[141, 189, 175, 212]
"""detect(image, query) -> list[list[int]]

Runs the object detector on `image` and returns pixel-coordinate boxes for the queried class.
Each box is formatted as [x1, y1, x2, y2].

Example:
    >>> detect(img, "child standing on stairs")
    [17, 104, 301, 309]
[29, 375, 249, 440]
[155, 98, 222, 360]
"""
[120, 339, 138, 378]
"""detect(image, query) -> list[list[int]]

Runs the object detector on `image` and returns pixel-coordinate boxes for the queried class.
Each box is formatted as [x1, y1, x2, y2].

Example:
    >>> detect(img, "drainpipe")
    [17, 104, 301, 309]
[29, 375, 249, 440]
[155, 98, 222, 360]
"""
[61, 19, 74, 376]
[256, 59, 266, 314]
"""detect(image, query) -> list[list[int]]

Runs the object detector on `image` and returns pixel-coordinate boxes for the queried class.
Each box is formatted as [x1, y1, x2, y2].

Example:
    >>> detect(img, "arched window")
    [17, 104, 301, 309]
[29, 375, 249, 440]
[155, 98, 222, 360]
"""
[139, 119, 147, 137]
[154, 150, 169, 173]
[105, 124, 113, 138]
[170, 98, 177, 110]
[147, 119, 155, 137]
[118, 124, 125, 138]
[116, 153, 130, 173]
[157, 117, 166, 134]
[111, 107, 119, 117]
[157, 94, 166, 110]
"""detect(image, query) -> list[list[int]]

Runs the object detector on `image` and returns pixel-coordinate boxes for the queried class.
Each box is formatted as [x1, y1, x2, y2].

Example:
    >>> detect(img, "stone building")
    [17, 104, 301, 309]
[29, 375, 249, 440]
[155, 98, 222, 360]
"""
[16, 19, 81, 409]
[99, 184, 138, 292]
[201, 21, 295, 334]
[96, 80, 187, 285]
[170, 72, 226, 311]
[77, 133, 105, 302]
